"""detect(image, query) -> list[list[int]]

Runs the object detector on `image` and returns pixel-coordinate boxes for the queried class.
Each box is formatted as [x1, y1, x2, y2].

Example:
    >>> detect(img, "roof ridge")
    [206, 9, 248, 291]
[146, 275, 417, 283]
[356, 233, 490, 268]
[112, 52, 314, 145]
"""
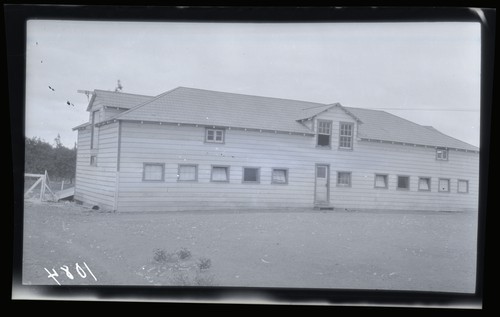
[175, 86, 328, 107]
[94, 89, 154, 98]
[110, 87, 182, 121]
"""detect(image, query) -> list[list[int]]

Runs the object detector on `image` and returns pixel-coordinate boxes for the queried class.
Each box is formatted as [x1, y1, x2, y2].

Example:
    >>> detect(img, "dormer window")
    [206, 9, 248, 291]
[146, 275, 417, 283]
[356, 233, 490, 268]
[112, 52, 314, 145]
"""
[339, 122, 354, 149]
[316, 120, 332, 147]
[436, 148, 448, 161]
[205, 128, 224, 143]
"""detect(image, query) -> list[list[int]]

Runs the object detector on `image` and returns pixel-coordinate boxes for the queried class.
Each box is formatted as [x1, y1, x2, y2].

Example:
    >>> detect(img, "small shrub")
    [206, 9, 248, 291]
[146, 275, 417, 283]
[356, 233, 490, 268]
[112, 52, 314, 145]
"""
[153, 249, 167, 263]
[177, 247, 192, 260]
[197, 257, 211, 270]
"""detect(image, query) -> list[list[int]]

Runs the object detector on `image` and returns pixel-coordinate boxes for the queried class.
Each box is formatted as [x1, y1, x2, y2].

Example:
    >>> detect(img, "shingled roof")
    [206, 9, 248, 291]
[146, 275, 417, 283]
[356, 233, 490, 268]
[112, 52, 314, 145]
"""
[83, 87, 478, 152]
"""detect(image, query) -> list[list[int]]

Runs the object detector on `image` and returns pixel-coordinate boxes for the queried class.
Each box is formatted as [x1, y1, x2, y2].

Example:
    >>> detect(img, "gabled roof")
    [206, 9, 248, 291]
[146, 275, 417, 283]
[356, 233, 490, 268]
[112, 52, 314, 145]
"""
[82, 87, 478, 152]
[86, 89, 153, 111]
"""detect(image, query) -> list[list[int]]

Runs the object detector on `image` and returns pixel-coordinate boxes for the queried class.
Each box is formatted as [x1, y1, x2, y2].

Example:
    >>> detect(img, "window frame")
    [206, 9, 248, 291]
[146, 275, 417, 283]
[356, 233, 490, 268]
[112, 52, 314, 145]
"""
[316, 119, 332, 148]
[418, 177, 432, 192]
[90, 155, 97, 166]
[336, 171, 352, 187]
[210, 165, 230, 183]
[177, 164, 198, 182]
[396, 175, 410, 190]
[142, 163, 165, 182]
[457, 179, 469, 194]
[339, 122, 354, 150]
[438, 178, 451, 193]
[374, 173, 389, 189]
[436, 148, 449, 161]
[242, 167, 261, 184]
[205, 128, 225, 144]
[271, 168, 289, 185]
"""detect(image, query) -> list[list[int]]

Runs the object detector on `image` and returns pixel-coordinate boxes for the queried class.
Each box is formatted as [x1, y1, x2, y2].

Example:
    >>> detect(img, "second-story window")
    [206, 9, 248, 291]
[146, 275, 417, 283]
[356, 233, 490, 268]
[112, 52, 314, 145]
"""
[317, 120, 332, 147]
[339, 122, 354, 149]
[436, 148, 448, 161]
[206, 128, 225, 143]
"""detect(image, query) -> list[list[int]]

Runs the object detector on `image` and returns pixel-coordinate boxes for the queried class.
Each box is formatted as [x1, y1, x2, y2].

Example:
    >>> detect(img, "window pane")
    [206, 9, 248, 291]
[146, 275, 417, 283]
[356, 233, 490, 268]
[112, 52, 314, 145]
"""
[439, 179, 449, 191]
[338, 172, 351, 186]
[272, 169, 287, 183]
[144, 164, 163, 181]
[375, 175, 387, 188]
[339, 136, 352, 148]
[419, 178, 430, 190]
[215, 130, 223, 141]
[317, 167, 326, 178]
[397, 176, 409, 189]
[317, 134, 331, 146]
[207, 130, 214, 140]
[458, 180, 468, 193]
[179, 165, 196, 181]
[318, 121, 331, 135]
[243, 168, 259, 182]
[212, 167, 228, 181]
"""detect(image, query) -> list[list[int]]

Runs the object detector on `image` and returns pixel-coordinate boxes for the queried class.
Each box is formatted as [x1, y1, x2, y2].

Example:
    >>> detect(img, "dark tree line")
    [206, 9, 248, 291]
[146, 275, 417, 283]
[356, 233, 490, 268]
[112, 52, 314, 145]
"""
[25, 135, 77, 183]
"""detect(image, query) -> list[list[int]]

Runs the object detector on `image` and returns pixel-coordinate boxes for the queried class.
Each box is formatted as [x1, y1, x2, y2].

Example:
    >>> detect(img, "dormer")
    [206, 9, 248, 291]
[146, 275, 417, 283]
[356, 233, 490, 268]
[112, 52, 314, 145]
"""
[296, 103, 362, 150]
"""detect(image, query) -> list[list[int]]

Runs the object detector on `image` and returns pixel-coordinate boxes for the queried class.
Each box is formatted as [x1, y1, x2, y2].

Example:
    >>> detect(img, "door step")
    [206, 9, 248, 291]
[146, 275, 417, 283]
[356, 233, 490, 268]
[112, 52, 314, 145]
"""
[314, 205, 334, 211]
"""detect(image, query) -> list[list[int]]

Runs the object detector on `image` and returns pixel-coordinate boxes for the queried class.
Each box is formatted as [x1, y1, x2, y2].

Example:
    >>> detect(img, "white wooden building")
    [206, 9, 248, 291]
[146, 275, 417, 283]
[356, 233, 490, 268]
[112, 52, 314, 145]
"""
[73, 87, 479, 212]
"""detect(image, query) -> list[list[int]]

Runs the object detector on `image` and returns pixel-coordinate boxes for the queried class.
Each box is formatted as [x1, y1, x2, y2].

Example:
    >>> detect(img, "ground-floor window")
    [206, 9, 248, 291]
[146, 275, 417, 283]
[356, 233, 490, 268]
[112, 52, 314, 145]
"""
[374, 174, 388, 188]
[143, 163, 165, 182]
[397, 175, 410, 190]
[178, 164, 198, 182]
[272, 168, 288, 184]
[418, 177, 431, 191]
[457, 179, 469, 193]
[337, 171, 351, 187]
[211, 165, 230, 182]
[438, 178, 450, 192]
[242, 167, 260, 183]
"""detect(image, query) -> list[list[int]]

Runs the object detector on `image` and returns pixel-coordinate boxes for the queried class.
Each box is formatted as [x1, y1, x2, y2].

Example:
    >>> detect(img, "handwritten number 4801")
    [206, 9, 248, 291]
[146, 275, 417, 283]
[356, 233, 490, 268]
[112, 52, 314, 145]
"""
[44, 262, 97, 285]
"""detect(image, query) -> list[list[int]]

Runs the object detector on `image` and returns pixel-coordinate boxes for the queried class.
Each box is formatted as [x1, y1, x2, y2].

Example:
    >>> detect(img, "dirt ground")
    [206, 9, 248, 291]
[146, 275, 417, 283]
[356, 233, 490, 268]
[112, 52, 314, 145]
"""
[21, 201, 478, 293]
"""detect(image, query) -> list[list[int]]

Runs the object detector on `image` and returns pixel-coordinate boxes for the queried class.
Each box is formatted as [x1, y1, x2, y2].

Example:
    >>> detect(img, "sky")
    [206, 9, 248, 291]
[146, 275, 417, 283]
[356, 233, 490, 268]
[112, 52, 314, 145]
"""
[25, 20, 481, 148]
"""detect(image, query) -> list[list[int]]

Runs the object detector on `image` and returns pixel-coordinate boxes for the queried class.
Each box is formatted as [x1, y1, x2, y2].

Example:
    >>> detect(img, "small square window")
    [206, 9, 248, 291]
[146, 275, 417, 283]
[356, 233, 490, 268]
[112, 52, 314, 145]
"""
[458, 180, 469, 193]
[206, 128, 225, 143]
[211, 166, 229, 182]
[90, 155, 97, 166]
[178, 164, 197, 182]
[143, 163, 164, 182]
[438, 178, 450, 192]
[436, 148, 448, 161]
[397, 176, 410, 190]
[374, 174, 388, 188]
[243, 167, 260, 183]
[272, 168, 288, 184]
[418, 177, 431, 191]
[337, 172, 351, 187]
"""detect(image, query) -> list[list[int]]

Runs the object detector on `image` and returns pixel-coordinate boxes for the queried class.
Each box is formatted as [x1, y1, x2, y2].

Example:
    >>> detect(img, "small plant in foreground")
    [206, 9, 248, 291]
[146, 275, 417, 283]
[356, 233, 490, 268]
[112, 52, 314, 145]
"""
[177, 247, 192, 260]
[153, 249, 167, 263]
[197, 257, 211, 270]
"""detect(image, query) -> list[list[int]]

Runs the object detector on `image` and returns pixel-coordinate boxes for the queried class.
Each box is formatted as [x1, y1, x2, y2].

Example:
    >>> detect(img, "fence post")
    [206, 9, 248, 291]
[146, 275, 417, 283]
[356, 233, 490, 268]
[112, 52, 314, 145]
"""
[61, 180, 65, 191]
[40, 171, 46, 201]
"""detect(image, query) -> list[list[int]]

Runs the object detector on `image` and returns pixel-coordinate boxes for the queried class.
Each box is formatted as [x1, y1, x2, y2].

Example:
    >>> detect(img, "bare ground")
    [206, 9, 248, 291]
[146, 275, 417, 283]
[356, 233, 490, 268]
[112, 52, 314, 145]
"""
[22, 201, 478, 292]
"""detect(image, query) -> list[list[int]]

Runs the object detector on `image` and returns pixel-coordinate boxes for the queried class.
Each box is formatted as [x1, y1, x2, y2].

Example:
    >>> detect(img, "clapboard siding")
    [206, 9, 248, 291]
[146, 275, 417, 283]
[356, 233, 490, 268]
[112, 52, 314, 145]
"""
[74, 123, 119, 209]
[114, 107, 479, 212]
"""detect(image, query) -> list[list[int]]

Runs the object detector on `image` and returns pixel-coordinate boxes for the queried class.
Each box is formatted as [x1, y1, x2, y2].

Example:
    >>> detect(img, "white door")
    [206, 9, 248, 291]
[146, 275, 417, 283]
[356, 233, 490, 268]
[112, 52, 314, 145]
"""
[315, 165, 329, 204]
